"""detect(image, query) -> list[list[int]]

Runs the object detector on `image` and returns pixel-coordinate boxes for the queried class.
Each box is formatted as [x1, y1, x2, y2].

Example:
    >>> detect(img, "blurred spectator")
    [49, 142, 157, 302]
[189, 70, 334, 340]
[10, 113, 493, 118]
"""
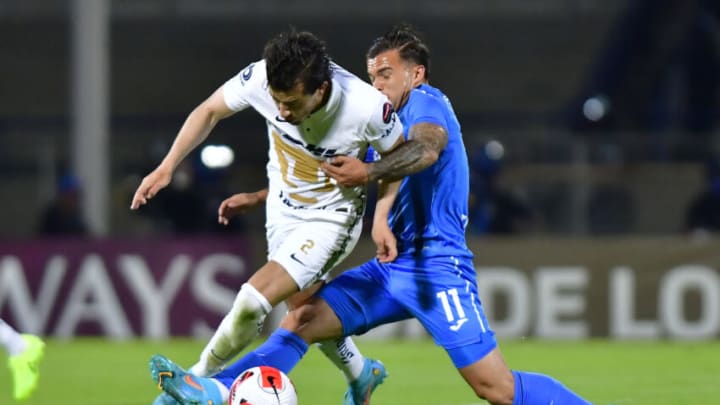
[685, 157, 720, 233]
[37, 174, 88, 236]
[138, 158, 245, 234]
[467, 141, 535, 235]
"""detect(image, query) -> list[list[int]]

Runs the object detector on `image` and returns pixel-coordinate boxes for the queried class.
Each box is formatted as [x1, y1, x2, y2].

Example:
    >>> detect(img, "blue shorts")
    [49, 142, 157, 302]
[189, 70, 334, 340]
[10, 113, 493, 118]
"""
[318, 255, 497, 368]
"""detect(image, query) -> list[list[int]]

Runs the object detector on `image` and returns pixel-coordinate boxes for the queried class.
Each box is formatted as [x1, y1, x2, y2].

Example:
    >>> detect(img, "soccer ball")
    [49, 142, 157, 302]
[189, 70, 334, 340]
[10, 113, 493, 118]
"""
[229, 366, 298, 405]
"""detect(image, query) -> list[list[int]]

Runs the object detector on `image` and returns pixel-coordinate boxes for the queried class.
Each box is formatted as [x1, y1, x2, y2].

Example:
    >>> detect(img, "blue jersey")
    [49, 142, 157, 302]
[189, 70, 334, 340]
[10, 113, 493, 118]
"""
[305, 86, 498, 371]
[389, 84, 472, 259]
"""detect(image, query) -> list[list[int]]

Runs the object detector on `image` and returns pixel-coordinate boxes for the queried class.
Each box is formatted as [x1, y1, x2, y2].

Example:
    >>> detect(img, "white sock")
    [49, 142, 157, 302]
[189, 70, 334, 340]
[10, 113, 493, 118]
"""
[0, 319, 26, 356]
[190, 283, 272, 376]
[316, 337, 366, 382]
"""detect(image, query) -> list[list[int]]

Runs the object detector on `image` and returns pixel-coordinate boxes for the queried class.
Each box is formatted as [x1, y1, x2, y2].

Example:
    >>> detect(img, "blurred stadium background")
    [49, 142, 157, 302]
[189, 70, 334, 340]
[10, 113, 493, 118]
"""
[1, 0, 720, 403]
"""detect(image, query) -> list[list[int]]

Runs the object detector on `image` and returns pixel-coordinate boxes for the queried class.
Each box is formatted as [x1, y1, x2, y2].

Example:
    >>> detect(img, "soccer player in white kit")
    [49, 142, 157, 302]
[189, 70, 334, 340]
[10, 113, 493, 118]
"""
[131, 30, 404, 403]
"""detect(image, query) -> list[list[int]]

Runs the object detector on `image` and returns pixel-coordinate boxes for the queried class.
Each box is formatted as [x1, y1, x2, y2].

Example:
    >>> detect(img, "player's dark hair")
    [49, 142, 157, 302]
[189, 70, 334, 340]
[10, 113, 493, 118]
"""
[263, 29, 332, 94]
[367, 23, 431, 79]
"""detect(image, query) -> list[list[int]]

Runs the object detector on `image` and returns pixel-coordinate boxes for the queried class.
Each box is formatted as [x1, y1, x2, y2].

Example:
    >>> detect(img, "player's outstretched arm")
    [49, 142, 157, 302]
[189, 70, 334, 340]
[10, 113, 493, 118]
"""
[366, 122, 448, 183]
[218, 188, 269, 225]
[130, 87, 235, 210]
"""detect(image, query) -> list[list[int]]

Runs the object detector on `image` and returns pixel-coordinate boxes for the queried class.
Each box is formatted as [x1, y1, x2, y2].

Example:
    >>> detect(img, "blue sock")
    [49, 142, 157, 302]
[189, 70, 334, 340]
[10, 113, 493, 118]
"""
[214, 328, 309, 389]
[512, 370, 592, 405]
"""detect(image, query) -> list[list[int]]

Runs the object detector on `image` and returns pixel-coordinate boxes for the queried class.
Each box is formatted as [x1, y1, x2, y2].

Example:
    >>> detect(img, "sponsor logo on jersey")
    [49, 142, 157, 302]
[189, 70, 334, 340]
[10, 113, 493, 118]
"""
[382, 102, 394, 124]
[240, 63, 254, 84]
[382, 113, 397, 138]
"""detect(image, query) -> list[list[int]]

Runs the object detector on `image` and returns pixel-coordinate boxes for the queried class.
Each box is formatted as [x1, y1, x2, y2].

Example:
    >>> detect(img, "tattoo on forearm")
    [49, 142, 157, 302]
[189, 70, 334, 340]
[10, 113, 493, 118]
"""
[368, 141, 426, 182]
[368, 123, 448, 182]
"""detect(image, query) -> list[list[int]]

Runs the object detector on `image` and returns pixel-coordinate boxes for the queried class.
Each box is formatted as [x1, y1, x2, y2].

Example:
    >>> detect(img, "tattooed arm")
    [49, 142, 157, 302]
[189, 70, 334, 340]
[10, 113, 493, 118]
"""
[367, 122, 448, 183]
[321, 122, 448, 186]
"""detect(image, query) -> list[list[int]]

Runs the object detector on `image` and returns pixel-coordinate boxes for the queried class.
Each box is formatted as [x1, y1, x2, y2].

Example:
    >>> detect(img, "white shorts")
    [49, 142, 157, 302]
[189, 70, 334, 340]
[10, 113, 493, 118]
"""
[265, 195, 364, 290]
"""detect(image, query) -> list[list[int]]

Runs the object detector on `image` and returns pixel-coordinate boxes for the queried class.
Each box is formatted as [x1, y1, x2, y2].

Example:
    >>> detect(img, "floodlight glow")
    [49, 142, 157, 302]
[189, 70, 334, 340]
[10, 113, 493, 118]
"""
[485, 140, 505, 160]
[583, 95, 609, 122]
[200, 145, 235, 169]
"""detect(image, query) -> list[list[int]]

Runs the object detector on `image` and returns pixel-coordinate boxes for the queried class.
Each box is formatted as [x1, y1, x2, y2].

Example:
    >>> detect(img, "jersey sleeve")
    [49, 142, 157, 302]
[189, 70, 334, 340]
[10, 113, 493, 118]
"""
[405, 91, 448, 131]
[222, 61, 262, 112]
[365, 97, 404, 154]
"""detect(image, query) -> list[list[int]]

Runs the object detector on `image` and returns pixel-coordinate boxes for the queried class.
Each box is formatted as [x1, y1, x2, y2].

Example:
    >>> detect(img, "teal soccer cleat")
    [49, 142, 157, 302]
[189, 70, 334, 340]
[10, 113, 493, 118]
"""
[343, 358, 388, 405]
[152, 392, 180, 405]
[149, 354, 223, 405]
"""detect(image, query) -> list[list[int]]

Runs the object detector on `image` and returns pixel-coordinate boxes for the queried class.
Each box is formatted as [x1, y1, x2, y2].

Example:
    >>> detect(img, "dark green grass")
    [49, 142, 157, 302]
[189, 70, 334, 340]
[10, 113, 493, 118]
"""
[0, 338, 717, 404]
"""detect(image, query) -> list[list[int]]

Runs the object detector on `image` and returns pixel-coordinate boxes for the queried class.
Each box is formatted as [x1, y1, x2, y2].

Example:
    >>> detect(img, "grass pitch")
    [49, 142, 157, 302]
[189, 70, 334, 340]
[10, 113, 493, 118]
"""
[0, 338, 717, 404]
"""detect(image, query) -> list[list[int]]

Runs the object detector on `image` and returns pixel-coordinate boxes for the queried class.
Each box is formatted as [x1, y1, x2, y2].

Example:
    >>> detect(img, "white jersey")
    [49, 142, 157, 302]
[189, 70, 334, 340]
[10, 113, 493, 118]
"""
[223, 60, 403, 221]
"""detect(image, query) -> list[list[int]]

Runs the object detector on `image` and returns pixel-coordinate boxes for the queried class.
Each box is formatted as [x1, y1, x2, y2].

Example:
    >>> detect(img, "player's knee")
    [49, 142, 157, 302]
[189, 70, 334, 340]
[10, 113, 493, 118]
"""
[479, 389, 514, 405]
[278, 302, 323, 343]
[229, 283, 272, 327]
[278, 309, 304, 331]
[284, 303, 317, 326]
[470, 372, 514, 405]
[285, 282, 323, 310]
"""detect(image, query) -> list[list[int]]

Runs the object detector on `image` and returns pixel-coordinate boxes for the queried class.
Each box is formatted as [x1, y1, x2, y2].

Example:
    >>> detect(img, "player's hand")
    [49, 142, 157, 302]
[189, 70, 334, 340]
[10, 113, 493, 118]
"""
[218, 193, 260, 225]
[371, 222, 397, 263]
[321, 155, 369, 186]
[130, 166, 172, 210]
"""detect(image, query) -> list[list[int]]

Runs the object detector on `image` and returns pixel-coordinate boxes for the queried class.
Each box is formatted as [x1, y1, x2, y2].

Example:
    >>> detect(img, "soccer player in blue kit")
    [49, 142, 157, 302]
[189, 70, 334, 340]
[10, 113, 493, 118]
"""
[151, 24, 592, 405]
